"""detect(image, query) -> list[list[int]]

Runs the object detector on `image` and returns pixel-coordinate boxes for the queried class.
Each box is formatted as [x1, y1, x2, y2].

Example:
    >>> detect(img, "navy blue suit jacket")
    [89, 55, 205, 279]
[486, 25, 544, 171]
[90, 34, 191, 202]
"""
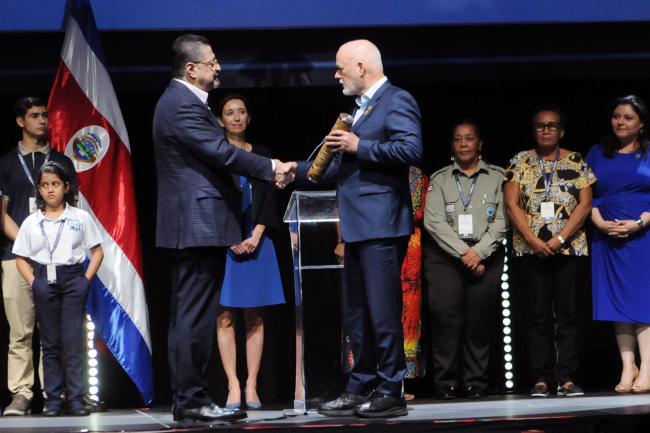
[297, 81, 423, 242]
[153, 80, 273, 249]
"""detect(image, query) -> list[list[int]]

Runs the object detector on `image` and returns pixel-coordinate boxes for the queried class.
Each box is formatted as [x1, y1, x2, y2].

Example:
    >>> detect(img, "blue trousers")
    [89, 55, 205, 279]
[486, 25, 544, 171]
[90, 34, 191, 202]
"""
[343, 236, 409, 397]
[32, 263, 88, 404]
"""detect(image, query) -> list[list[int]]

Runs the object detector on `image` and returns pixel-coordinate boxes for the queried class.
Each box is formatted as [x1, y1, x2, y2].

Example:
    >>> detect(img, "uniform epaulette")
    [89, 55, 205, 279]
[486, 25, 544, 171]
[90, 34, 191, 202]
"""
[429, 165, 450, 181]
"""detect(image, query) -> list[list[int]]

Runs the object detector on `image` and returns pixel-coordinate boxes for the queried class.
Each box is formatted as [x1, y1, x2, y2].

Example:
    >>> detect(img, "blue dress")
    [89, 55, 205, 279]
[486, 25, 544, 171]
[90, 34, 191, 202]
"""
[220, 176, 285, 308]
[586, 145, 650, 323]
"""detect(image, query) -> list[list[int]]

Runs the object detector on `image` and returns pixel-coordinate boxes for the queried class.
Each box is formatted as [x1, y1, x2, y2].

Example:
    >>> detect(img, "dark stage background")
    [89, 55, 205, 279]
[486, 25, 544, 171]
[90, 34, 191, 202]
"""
[1, 21, 650, 409]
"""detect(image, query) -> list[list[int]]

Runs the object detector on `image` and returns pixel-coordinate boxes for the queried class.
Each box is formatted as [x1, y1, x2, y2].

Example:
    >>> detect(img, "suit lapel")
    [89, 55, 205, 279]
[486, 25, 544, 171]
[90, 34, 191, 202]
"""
[352, 81, 391, 133]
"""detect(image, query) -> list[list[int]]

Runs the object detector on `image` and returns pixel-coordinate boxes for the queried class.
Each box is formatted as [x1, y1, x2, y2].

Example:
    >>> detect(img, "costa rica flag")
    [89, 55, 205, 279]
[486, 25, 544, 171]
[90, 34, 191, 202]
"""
[47, 0, 154, 405]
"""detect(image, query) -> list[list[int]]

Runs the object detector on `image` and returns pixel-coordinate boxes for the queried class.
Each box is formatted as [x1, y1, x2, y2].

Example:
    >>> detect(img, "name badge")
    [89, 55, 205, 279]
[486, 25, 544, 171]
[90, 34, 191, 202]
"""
[46, 263, 57, 284]
[29, 197, 37, 214]
[540, 202, 555, 221]
[458, 214, 473, 239]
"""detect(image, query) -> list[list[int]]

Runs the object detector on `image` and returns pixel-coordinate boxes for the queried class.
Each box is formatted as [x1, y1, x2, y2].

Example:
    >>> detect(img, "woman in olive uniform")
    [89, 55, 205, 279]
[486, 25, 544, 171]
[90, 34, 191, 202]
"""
[423, 120, 507, 399]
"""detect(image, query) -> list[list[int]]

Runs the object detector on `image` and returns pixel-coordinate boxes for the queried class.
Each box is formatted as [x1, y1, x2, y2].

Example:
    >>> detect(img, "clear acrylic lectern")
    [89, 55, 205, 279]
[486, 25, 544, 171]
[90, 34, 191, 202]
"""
[283, 190, 344, 412]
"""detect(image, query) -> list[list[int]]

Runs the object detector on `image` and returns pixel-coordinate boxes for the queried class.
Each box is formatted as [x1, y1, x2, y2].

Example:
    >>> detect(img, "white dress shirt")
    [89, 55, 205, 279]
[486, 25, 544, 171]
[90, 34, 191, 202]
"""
[353, 76, 388, 125]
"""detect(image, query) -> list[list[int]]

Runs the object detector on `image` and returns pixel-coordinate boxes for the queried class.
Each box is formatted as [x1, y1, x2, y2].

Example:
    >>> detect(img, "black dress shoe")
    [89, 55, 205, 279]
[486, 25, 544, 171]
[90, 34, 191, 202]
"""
[318, 392, 371, 417]
[354, 394, 407, 418]
[68, 400, 90, 416]
[435, 385, 457, 400]
[463, 386, 485, 399]
[43, 408, 60, 417]
[43, 400, 63, 417]
[173, 403, 247, 422]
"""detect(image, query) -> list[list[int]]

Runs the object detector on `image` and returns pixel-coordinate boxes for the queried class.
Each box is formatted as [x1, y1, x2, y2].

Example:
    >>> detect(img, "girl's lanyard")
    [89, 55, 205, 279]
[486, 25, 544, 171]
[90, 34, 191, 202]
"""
[538, 148, 560, 222]
[454, 174, 478, 239]
[18, 149, 51, 214]
[39, 219, 65, 283]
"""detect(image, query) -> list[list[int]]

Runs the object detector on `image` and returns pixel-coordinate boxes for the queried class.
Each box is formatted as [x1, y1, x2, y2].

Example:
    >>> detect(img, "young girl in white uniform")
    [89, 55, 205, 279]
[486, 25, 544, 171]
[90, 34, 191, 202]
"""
[13, 161, 103, 416]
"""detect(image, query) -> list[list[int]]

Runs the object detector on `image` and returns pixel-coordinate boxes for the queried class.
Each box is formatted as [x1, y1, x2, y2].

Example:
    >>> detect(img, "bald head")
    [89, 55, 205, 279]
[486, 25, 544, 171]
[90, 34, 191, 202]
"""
[335, 39, 385, 96]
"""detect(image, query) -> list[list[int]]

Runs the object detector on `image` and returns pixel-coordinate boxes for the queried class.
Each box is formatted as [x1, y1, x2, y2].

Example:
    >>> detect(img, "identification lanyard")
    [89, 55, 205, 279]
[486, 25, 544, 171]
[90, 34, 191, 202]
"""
[18, 149, 51, 187]
[454, 174, 478, 211]
[538, 148, 560, 201]
[39, 218, 65, 283]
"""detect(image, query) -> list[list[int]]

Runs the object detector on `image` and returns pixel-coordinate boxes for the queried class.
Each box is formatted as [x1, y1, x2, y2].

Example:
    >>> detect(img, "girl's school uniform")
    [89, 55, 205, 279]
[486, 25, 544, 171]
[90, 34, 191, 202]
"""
[13, 205, 102, 410]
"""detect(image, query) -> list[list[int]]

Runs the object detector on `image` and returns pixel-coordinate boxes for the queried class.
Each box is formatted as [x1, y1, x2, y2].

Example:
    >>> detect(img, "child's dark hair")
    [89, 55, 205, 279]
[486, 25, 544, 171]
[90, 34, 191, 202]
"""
[36, 161, 75, 211]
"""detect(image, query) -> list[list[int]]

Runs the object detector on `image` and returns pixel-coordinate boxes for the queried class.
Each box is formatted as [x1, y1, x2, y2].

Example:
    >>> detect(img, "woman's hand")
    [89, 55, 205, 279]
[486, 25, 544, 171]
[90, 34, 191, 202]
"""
[607, 219, 642, 238]
[334, 242, 345, 265]
[240, 233, 262, 254]
[591, 207, 624, 236]
[472, 263, 485, 277]
[461, 247, 482, 270]
[594, 218, 620, 234]
[528, 236, 555, 257]
[546, 236, 563, 252]
[230, 244, 246, 255]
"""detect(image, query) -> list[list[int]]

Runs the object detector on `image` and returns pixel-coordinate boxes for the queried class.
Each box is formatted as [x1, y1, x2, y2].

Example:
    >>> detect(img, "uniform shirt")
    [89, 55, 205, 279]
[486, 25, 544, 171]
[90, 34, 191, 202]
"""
[424, 159, 508, 259]
[13, 205, 102, 266]
[505, 150, 596, 256]
[0, 143, 77, 260]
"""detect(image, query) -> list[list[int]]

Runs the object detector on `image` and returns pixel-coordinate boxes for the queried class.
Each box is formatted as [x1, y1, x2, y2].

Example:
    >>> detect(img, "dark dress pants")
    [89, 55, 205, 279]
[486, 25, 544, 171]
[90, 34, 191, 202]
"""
[343, 236, 409, 398]
[424, 237, 503, 391]
[32, 263, 88, 404]
[168, 247, 226, 409]
[514, 254, 582, 386]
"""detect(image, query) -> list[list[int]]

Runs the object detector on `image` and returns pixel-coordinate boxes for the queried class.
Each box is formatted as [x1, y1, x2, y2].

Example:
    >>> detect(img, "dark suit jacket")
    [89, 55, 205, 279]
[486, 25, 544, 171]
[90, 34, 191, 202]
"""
[248, 145, 280, 231]
[152, 80, 273, 249]
[297, 80, 423, 243]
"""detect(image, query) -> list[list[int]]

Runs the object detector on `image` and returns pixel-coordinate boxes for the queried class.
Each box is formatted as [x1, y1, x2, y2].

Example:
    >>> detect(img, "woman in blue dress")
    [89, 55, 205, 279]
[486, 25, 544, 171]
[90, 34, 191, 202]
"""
[216, 95, 285, 409]
[587, 95, 650, 393]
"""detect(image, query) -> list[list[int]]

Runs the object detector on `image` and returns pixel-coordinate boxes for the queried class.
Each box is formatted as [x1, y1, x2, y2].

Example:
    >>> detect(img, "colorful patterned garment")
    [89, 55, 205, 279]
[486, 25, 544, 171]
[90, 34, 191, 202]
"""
[505, 150, 596, 256]
[402, 166, 428, 378]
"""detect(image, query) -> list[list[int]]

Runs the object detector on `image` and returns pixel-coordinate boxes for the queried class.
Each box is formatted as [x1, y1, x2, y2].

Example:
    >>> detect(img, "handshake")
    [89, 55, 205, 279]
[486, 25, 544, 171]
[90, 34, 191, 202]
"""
[272, 160, 297, 189]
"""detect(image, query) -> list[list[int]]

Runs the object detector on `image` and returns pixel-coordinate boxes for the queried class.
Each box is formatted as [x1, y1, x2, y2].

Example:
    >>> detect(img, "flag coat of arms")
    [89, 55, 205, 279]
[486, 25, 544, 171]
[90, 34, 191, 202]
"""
[47, 0, 154, 405]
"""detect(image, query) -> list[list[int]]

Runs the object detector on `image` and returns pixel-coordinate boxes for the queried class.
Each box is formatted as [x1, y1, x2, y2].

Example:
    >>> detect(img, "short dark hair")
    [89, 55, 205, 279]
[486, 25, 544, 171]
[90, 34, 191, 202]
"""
[602, 94, 650, 158]
[14, 96, 47, 117]
[530, 103, 567, 129]
[171, 34, 211, 78]
[450, 118, 482, 141]
[216, 94, 250, 118]
[36, 161, 75, 211]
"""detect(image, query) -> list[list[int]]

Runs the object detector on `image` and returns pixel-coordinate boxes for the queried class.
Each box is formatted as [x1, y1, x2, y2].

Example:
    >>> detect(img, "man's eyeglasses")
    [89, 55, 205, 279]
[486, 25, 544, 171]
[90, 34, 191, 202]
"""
[534, 122, 562, 132]
[191, 59, 218, 69]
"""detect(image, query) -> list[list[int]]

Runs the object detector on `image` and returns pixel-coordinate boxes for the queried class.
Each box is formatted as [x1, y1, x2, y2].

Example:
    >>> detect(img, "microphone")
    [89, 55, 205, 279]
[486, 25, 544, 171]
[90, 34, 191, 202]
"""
[308, 113, 354, 183]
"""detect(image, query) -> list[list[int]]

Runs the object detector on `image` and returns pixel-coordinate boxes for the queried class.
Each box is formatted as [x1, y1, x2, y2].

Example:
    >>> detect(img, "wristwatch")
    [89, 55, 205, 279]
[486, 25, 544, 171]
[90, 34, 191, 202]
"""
[556, 234, 566, 245]
[635, 217, 645, 228]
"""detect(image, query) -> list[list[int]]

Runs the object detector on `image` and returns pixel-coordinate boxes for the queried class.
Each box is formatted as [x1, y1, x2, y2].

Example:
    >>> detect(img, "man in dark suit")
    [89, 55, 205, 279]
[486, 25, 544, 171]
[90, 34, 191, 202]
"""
[296, 40, 423, 418]
[152, 34, 294, 422]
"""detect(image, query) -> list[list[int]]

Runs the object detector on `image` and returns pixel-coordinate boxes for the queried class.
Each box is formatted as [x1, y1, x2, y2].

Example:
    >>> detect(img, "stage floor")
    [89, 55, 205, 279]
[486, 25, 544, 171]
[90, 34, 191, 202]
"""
[2, 393, 650, 432]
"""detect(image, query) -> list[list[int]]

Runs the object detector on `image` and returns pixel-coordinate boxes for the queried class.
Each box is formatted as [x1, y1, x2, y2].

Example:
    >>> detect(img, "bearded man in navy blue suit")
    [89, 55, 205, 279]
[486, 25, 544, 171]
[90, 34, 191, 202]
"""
[152, 34, 295, 422]
[296, 40, 423, 418]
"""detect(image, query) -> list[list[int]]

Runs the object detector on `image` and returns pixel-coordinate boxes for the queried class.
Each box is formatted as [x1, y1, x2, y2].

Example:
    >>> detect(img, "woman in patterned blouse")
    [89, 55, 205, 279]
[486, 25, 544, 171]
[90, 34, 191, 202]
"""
[504, 105, 596, 398]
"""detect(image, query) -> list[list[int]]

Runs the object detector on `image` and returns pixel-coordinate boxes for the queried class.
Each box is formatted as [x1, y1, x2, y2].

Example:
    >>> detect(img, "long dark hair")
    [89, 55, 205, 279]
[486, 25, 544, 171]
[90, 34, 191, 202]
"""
[602, 95, 650, 158]
[36, 161, 75, 211]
